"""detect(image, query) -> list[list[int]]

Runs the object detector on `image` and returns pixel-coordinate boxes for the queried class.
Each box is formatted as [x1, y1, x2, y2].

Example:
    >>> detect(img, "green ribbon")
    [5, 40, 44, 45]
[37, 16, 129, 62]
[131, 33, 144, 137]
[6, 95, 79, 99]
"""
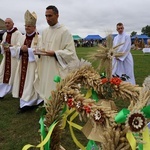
[61, 104, 67, 115]
[48, 75, 61, 100]
[86, 140, 99, 150]
[39, 115, 50, 150]
[92, 89, 99, 102]
[138, 142, 143, 150]
[115, 106, 150, 124]
[53, 75, 61, 83]
[115, 108, 130, 123]
[141, 105, 150, 118]
[133, 133, 143, 150]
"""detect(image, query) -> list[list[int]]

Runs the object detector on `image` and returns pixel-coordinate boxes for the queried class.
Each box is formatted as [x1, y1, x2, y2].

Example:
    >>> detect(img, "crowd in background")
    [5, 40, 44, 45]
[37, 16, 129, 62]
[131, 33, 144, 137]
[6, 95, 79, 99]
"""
[73, 36, 150, 50]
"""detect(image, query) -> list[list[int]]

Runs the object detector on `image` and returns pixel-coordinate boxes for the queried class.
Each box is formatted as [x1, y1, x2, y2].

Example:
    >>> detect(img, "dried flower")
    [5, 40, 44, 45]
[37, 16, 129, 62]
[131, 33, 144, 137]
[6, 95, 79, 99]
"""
[64, 94, 68, 102]
[126, 111, 146, 132]
[93, 109, 105, 123]
[75, 100, 83, 112]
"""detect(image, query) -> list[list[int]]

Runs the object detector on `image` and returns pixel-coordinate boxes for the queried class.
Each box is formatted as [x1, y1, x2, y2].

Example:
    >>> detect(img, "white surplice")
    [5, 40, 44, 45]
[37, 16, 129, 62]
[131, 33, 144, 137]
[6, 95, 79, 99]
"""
[12, 33, 43, 108]
[0, 28, 22, 97]
[112, 32, 135, 84]
[37, 23, 79, 102]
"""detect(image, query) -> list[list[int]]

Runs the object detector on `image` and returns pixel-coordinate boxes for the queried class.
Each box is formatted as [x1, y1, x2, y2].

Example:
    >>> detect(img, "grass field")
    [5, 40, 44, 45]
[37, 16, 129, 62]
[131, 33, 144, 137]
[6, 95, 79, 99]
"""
[0, 47, 150, 150]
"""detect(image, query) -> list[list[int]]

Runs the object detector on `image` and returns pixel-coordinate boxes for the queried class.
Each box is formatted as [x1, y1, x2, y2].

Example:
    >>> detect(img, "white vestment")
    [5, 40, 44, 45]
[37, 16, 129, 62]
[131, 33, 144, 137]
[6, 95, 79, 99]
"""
[37, 23, 79, 102]
[0, 28, 22, 97]
[12, 32, 43, 108]
[112, 32, 135, 84]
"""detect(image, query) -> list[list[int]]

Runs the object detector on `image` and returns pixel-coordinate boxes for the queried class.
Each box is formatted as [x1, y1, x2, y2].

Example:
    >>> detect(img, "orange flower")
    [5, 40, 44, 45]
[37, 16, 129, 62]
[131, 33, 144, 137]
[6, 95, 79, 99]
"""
[110, 77, 122, 85]
[101, 78, 108, 84]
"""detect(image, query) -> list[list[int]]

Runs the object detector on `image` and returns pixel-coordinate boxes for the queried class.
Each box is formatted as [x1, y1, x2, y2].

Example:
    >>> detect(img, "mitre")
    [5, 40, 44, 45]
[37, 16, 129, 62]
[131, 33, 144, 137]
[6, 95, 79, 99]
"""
[24, 10, 37, 26]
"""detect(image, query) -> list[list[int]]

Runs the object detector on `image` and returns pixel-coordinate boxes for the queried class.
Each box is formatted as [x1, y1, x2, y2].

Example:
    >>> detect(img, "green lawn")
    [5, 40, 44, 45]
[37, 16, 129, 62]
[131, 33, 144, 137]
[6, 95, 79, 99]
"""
[0, 47, 150, 150]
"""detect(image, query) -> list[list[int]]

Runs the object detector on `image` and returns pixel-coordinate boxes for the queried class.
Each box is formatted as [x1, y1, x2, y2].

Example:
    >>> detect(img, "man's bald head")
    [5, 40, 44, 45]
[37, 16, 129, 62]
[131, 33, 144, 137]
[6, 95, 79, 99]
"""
[5, 18, 14, 30]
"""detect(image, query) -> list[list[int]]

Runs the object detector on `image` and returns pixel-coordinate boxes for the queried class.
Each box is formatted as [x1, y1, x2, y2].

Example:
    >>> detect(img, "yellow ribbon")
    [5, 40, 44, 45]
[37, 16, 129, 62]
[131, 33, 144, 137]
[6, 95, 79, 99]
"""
[68, 110, 86, 150]
[22, 121, 58, 150]
[61, 107, 75, 129]
[126, 131, 136, 150]
[85, 89, 92, 98]
[67, 120, 82, 131]
[143, 127, 150, 150]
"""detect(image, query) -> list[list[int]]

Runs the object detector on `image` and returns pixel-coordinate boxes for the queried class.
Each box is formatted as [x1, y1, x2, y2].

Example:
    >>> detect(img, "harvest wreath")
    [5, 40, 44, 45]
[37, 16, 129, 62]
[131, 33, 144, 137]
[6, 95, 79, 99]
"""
[23, 35, 150, 150]
[44, 64, 144, 150]
[43, 35, 150, 150]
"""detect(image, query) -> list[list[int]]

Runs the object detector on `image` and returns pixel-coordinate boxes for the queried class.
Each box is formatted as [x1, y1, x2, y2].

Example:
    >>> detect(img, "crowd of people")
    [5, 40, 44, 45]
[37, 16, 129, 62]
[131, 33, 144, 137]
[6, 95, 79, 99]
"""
[0, 5, 79, 113]
[74, 39, 101, 47]
[0, 5, 136, 114]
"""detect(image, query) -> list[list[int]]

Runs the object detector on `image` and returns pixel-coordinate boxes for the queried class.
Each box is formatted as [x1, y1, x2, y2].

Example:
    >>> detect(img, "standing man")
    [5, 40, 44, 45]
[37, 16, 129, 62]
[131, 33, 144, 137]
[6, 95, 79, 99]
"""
[0, 18, 22, 98]
[12, 10, 43, 113]
[112, 22, 135, 84]
[36, 5, 79, 102]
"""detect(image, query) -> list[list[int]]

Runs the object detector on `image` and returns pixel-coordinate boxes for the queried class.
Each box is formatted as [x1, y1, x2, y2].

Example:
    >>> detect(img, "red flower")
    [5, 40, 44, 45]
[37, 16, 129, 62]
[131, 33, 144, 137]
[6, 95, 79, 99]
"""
[101, 78, 108, 84]
[83, 105, 91, 113]
[67, 98, 74, 108]
[110, 77, 122, 85]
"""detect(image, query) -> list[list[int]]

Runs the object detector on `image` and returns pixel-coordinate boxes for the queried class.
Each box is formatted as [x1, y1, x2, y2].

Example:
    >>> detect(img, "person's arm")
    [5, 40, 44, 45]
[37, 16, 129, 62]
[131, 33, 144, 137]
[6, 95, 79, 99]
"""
[54, 30, 78, 65]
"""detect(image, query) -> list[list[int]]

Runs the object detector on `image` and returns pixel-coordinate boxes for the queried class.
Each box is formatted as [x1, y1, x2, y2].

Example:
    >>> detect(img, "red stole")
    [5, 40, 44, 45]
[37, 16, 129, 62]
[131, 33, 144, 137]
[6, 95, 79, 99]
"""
[3, 27, 18, 83]
[19, 32, 36, 98]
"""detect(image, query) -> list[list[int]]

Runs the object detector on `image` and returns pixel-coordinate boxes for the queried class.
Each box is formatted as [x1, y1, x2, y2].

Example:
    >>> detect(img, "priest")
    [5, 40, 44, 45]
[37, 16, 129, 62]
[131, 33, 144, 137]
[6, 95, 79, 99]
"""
[36, 5, 79, 102]
[0, 18, 22, 98]
[12, 10, 43, 113]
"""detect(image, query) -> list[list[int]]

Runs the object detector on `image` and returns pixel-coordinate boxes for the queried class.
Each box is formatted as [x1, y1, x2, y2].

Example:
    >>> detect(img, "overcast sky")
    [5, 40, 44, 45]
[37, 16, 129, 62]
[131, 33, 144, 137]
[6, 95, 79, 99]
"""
[1, 0, 150, 38]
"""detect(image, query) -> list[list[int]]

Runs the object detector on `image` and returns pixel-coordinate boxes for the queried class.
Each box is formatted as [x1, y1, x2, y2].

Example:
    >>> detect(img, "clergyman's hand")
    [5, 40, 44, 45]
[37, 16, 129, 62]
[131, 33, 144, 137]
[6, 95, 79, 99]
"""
[45, 50, 55, 56]
[4, 47, 10, 52]
[115, 57, 120, 60]
[21, 45, 28, 52]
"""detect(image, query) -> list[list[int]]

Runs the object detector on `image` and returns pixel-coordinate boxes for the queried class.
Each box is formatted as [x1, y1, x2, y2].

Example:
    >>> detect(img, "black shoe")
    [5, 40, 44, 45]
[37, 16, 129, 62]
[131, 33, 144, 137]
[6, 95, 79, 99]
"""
[16, 106, 34, 114]
[0, 97, 4, 99]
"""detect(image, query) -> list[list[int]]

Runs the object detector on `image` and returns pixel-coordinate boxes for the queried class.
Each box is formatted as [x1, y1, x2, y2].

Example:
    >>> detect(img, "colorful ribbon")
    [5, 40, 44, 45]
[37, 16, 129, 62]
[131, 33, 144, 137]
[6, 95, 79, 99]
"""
[142, 127, 150, 150]
[92, 89, 99, 102]
[68, 109, 86, 150]
[126, 131, 136, 150]
[86, 140, 99, 150]
[39, 115, 50, 150]
[141, 105, 150, 118]
[22, 121, 58, 150]
[53, 75, 61, 83]
[85, 89, 99, 102]
[115, 108, 130, 123]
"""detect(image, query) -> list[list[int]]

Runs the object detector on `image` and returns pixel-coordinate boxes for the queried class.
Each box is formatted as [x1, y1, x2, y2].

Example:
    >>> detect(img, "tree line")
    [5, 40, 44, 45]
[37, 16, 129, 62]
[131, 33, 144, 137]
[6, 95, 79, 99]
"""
[131, 25, 150, 37]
